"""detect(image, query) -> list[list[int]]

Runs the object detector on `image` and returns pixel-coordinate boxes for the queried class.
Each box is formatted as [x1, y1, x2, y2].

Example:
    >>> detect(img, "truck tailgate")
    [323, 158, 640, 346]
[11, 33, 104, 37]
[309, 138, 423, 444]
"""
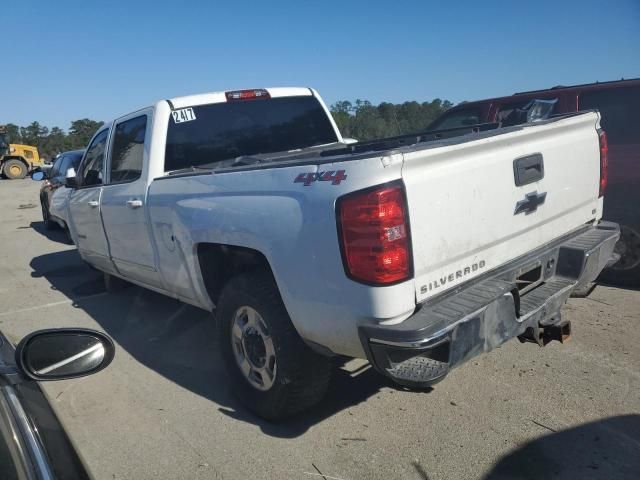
[402, 112, 602, 303]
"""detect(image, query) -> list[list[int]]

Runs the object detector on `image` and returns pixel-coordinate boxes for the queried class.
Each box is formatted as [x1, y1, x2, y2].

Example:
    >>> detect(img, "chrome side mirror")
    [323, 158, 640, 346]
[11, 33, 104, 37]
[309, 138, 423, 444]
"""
[32, 171, 45, 181]
[15, 328, 115, 381]
[65, 167, 78, 189]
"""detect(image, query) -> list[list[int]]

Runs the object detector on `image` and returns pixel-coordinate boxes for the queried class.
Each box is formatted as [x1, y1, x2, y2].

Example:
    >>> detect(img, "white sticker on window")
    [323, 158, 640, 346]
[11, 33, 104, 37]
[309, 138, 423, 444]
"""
[171, 108, 196, 124]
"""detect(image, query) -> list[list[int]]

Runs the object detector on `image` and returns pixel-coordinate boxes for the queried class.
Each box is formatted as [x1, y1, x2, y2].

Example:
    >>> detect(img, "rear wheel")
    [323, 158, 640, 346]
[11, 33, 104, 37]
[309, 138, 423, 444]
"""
[599, 224, 640, 287]
[3, 159, 28, 179]
[217, 271, 331, 420]
[41, 200, 56, 230]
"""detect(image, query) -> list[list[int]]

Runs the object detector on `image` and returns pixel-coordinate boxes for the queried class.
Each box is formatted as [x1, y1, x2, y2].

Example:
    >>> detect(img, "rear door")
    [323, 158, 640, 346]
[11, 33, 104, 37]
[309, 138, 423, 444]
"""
[402, 113, 602, 303]
[68, 129, 115, 272]
[100, 110, 163, 288]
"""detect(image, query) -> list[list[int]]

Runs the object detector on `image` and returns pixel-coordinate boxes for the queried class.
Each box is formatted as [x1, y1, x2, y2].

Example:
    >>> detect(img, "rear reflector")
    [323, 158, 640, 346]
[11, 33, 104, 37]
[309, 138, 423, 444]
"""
[337, 182, 412, 285]
[225, 89, 270, 101]
[598, 129, 608, 197]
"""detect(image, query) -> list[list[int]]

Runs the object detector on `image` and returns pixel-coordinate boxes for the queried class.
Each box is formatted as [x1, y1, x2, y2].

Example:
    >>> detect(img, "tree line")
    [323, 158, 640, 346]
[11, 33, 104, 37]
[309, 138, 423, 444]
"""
[2, 119, 103, 161]
[330, 98, 453, 141]
[3, 97, 453, 160]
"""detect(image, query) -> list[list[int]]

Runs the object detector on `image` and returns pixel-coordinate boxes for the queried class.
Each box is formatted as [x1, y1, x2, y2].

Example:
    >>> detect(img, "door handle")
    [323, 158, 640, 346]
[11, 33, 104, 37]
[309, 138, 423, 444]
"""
[87, 200, 99, 208]
[513, 153, 544, 186]
[126, 199, 143, 209]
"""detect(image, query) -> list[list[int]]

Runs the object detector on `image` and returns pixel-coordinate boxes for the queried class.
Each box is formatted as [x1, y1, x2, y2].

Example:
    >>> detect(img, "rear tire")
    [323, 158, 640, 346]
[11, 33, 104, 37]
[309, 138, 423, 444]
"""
[599, 224, 640, 287]
[41, 200, 56, 230]
[217, 271, 331, 420]
[3, 159, 27, 179]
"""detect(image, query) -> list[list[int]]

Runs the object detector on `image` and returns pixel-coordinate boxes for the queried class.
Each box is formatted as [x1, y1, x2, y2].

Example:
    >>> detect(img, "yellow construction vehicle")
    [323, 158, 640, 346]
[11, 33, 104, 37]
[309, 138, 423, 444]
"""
[0, 125, 44, 179]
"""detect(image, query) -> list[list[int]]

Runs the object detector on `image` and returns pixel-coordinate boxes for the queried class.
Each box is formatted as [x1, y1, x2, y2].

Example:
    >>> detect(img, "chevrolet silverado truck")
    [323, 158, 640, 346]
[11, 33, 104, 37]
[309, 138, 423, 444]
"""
[61, 87, 618, 419]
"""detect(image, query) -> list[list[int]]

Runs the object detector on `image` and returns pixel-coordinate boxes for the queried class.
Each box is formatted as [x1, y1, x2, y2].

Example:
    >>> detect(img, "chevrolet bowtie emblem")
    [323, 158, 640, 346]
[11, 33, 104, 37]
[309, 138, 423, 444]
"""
[514, 191, 547, 215]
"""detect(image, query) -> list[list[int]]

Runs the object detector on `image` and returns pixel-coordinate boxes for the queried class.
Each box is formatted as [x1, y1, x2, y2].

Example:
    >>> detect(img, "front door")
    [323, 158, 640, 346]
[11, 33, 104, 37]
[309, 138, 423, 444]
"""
[67, 128, 115, 273]
[100, 112, 163, 288]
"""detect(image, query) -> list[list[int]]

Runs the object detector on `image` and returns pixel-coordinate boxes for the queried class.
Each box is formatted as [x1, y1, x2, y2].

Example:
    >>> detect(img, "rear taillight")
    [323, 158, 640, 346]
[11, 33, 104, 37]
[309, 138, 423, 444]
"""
[598, 129, 608, 197]
[337, 182, 412, 285]
[225, 89, 270, 101]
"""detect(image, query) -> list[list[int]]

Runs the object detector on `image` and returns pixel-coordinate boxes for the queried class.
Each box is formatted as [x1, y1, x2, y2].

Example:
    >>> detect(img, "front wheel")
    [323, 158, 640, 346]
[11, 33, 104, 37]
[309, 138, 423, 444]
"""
[3, 159, 28, 179]
[217, 271, 331, 420]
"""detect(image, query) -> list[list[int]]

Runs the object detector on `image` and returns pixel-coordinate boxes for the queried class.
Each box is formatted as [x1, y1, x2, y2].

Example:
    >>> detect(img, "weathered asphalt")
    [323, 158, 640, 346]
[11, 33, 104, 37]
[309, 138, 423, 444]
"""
[0, 179, 638, 479]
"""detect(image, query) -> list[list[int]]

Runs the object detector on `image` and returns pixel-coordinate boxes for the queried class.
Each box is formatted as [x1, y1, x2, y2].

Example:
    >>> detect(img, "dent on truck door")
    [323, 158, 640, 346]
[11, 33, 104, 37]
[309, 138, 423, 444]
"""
[100, 113, 164, 288]
[68, 129, 114, 272]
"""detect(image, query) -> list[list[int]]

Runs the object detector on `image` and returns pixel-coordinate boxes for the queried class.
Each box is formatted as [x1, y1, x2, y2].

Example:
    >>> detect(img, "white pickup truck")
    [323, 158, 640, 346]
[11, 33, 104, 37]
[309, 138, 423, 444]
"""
[62, 87, 618, 419]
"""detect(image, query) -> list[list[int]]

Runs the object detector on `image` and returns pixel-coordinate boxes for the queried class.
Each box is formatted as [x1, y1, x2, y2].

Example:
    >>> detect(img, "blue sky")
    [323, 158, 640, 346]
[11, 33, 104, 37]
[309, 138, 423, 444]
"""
[2, 0, 638, 129]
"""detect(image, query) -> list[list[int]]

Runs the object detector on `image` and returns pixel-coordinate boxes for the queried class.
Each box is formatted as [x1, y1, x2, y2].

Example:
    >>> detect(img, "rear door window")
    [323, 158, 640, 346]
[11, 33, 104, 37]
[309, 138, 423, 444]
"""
[428, 108, 481, 130]
[579, 86, 640, 145]
[109, 115, 147, 183]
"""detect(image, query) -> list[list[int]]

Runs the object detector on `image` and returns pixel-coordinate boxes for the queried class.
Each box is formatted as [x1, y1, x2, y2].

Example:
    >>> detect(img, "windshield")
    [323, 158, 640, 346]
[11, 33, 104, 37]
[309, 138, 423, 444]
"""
[164, 95, 338, 172]
[0, 132, 8, 154]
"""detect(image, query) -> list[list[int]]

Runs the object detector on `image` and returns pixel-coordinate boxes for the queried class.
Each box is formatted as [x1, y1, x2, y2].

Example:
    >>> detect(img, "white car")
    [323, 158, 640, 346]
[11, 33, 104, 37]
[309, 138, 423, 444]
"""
[61, 87, 618, 419]
[32, 149, 84, 242]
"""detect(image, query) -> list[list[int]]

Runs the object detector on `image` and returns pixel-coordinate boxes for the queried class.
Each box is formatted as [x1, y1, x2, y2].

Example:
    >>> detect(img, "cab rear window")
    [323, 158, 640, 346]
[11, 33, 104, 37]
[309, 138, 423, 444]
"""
[164, 96, 338, 172]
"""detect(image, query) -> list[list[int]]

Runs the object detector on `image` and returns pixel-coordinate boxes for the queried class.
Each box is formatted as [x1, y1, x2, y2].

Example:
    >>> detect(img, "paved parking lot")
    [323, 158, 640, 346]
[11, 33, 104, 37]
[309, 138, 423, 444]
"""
[0, 179, 639, 480]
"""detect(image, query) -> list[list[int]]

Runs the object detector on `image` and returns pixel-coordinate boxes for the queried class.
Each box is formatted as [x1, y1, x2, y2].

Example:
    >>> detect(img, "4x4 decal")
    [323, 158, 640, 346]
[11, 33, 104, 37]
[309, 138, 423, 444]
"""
[294, 170, 347, 186]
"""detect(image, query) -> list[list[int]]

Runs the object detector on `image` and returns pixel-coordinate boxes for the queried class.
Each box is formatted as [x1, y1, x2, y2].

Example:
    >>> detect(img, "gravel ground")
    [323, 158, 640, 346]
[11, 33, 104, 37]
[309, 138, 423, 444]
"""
[0, 178, 638, 480]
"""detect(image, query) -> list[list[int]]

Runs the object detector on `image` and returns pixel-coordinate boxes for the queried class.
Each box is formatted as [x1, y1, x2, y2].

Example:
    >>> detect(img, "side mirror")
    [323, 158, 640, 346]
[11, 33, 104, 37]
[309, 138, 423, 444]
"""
[342, 138, 358, 145]
[32, 171, 46, 181]
[15, 328, 115, 381]
[65, 167, 78, 189]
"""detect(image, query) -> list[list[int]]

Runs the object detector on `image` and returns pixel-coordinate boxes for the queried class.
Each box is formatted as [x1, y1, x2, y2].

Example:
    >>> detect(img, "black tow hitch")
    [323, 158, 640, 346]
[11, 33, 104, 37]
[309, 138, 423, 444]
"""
[518, 316, 572, 347]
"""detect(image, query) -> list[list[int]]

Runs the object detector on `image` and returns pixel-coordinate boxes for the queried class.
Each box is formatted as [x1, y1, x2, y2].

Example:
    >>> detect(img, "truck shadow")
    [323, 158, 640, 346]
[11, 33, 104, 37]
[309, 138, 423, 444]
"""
[482, 414, 640, 480]
[29, 249, 408, 438]
[29, 221, 72, 245]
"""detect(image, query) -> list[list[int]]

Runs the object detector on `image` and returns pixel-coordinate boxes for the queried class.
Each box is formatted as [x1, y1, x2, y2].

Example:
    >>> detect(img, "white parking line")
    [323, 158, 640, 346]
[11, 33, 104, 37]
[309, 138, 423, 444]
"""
[0, 292, 109, 318]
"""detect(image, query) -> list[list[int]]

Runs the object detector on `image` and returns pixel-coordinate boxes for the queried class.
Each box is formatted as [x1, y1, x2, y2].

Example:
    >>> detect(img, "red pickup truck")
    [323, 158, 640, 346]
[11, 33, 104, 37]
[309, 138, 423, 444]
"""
[429, 79, 640, 285]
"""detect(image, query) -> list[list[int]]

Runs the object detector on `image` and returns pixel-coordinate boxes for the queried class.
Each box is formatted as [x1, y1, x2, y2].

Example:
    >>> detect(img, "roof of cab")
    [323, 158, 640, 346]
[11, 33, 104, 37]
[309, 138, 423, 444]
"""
[166, 87, 314, 110]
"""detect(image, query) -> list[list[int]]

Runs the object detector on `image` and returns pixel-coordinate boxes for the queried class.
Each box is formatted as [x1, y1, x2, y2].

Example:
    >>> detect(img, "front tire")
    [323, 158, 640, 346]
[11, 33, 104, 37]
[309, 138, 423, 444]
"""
[3, 159, 27, 179]
[217, 271, 331, 420]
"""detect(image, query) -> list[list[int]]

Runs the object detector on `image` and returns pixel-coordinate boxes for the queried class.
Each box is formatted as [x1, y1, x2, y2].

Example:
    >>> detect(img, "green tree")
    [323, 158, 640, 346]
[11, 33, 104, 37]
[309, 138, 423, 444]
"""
[41, 127, 68, 159]
[330, 96, 454, 141]
[2, 124, 21, 144]
[20, 121, 48, 146]
[68, 119, 103, 149]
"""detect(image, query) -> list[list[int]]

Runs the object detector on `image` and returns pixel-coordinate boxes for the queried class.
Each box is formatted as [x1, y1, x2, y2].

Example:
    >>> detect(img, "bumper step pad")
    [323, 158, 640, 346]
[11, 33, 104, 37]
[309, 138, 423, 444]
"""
[385, 356, 449, 388]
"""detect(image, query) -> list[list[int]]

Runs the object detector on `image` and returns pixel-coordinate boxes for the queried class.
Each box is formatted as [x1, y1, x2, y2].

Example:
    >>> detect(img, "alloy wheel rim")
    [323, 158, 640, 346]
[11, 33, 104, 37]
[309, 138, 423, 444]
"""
[231, 306, 276, 391]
